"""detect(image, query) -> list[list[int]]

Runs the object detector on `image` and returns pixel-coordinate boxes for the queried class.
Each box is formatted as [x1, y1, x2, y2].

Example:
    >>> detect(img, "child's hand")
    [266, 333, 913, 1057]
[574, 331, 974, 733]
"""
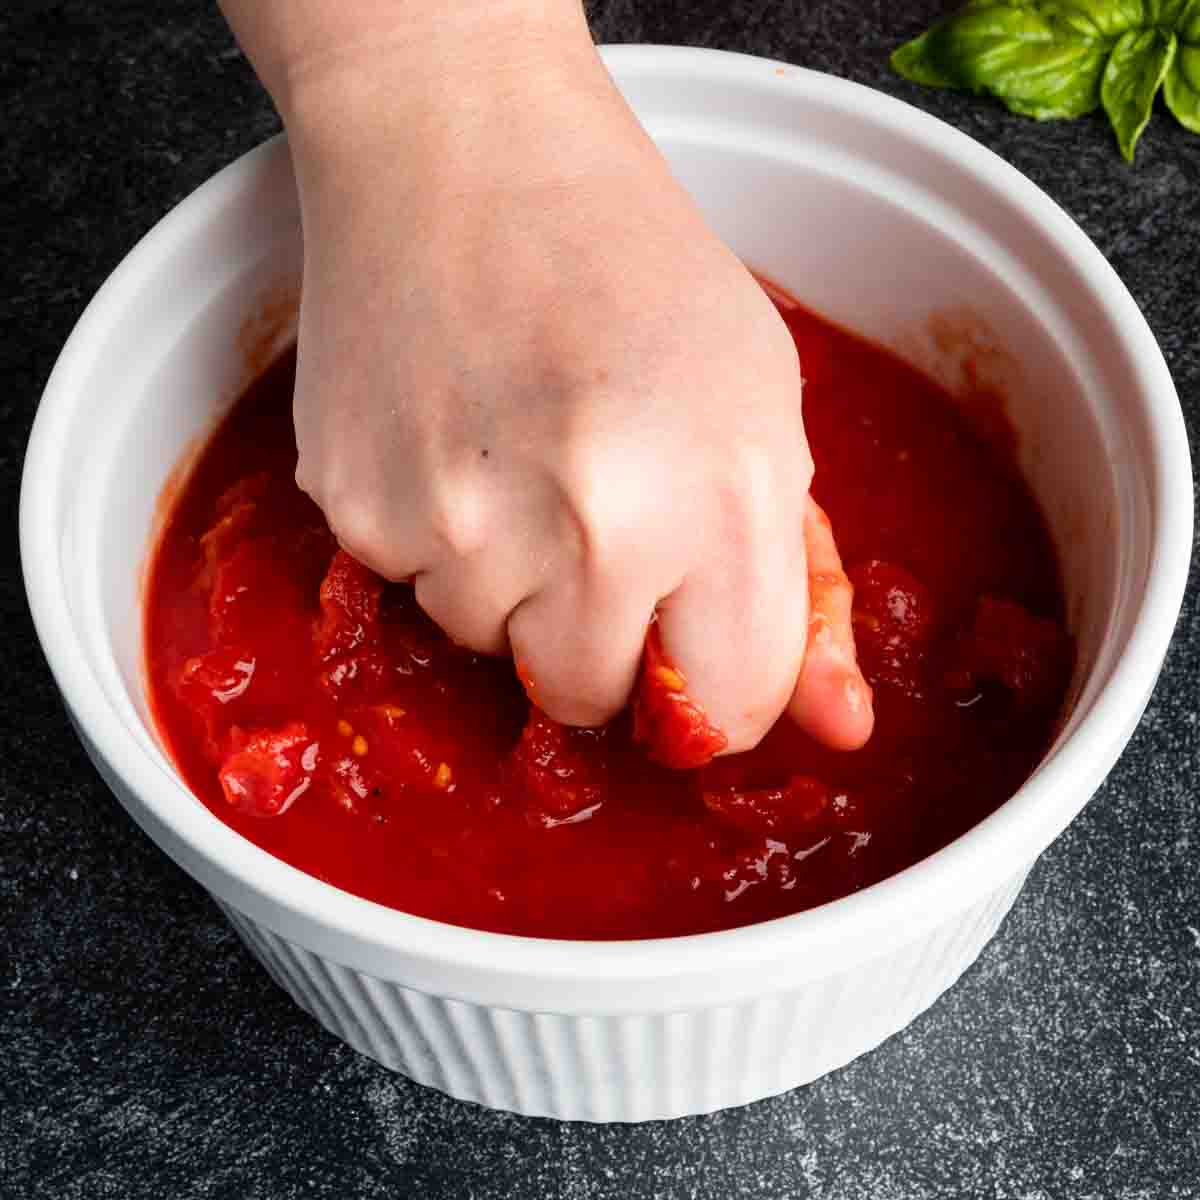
[222, 0, 874, 754]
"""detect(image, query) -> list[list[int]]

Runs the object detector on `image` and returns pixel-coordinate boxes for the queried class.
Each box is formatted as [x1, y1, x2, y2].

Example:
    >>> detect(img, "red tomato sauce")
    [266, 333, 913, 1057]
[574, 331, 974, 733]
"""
[144, 296, 1073, 940]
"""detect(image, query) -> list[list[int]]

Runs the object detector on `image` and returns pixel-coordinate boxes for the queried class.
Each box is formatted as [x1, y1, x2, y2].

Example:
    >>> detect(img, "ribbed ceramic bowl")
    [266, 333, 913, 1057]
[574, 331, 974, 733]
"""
[21, 47, 1192, 1121]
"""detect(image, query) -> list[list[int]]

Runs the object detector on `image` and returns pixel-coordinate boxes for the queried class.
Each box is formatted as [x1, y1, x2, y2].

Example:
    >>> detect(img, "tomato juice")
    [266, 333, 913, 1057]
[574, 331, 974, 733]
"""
[145, 292, 1072, 939]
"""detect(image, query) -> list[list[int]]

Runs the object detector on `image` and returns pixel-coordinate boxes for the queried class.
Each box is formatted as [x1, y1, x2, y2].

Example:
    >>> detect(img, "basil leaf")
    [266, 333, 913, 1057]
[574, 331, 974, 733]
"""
[1046, 1, 1150, 38]
[891, 0, 1010, 87]
[1101, 27, 1177, 158]
[891, 30, 961, 87]
[1146, 0, 1198, 29]
[927, 5, 1111, 118]
[1164, 43, 1200, 132]
[1173, 0, 1200, 40]
[892, 0, 1200, 161]
[1059, 0, 1196, 33]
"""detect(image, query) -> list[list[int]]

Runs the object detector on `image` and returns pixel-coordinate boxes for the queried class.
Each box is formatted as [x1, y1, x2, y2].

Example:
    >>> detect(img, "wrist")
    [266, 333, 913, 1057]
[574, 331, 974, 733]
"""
[231, 0, 598, 134]
[273, 6, 636, 228]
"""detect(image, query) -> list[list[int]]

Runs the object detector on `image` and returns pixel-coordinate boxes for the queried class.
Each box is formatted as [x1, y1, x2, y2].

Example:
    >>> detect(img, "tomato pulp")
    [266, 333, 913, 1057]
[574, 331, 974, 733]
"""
[145, 294, 1072, 939]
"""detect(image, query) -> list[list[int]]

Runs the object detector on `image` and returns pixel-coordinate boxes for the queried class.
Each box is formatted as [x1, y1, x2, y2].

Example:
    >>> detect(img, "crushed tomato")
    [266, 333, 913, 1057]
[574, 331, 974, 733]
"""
[144, 292, 1072, 939]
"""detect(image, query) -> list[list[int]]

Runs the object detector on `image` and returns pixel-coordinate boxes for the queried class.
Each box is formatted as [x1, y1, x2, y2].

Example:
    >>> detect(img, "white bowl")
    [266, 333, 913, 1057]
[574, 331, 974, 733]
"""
[21, 46, 1192, 1121]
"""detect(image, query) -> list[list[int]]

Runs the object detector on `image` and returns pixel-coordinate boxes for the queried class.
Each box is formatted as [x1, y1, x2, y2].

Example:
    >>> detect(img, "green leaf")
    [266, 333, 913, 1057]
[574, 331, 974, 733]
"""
[1147, 0, 1188, 25]
[891, 2, 1009, 87]
[1172, 0, 1200, 40]
[927, 5, 1112, 117]
[891, 0, 1200, 160]
[1045, 0, 1150, 38]
[892, 30, 962, 87]
[1101, 27, 1176, 158]
[1164, 42, 1200, 130]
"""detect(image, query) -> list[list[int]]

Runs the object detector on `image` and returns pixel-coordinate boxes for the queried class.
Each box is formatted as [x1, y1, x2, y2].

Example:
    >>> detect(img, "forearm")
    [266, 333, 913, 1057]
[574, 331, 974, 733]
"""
[219, 0, 596, 125]
[221, 0, 639, 249]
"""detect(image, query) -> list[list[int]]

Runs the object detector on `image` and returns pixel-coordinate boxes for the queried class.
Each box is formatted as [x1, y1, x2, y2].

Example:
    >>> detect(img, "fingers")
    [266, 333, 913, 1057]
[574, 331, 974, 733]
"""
[295, 443, 432, 584]
[787, 497, 874, 751]
[317, 476, 873, 759]
[631, 620, 728, 767]
[654, 494, 810, 755]
[321, 501, 427, 584]
[411, 504, 551, 654]
[412, 563, 521, 656]
[506, 573, 653, 727]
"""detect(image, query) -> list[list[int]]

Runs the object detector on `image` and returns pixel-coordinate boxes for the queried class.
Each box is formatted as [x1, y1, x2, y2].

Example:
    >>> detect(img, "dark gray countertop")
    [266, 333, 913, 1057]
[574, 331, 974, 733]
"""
[4, 2, 1199, 1196]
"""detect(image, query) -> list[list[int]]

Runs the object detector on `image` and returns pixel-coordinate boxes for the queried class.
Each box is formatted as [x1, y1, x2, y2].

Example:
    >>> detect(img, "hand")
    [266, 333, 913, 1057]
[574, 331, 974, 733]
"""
[223, 0, 874, 754]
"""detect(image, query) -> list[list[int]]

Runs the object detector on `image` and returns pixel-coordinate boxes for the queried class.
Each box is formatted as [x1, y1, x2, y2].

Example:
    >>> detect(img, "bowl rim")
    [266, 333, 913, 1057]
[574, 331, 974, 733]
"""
[20, 45, 1193, 1002]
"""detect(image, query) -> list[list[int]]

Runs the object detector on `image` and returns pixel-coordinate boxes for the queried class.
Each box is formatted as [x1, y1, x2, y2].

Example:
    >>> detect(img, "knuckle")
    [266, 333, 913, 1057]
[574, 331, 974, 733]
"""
[555, 438, 633, 570]
[318, 483, 401, 575]
[709, 444, 779, 559]
[294, 459, 318, 503]
[726, 441, 776, 503]
[721, 437, 811, 554]
[425, 480, 488, 560]
[326, 499, 383, 564]
[413, 571, 505, 655]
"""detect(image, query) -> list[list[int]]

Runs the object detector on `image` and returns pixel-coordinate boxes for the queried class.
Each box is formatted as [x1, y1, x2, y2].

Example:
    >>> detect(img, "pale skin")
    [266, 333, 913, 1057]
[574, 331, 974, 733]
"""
[219, 0, 874, 754]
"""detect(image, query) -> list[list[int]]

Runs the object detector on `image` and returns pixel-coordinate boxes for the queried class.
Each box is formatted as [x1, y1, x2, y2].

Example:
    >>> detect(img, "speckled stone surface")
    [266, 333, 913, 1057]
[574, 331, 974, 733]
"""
[4, 2, 1199, 1196]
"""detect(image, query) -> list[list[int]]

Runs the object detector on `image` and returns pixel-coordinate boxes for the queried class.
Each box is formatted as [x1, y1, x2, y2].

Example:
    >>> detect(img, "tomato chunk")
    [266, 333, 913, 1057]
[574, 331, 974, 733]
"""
[173, 647, 260, 762]
[319, 704, 453, 815]
[315, 550, 382, 655]
[178, 647, 257, 710]
[505, 708, 608, 828]
[213, 473, 271, 517]
[209, 537, 305, 644]
[218, 722, 318, 818]
[197, 473, 271, 588]
[314, 551, 390, 700]
[702, 775, 862, 841]
[324, 752, 388, 815]
[349, 703, 457, 792]
[945, 595, 1073, 713]
[632, 625, 727, 769]
[848, 559, 935, 695]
